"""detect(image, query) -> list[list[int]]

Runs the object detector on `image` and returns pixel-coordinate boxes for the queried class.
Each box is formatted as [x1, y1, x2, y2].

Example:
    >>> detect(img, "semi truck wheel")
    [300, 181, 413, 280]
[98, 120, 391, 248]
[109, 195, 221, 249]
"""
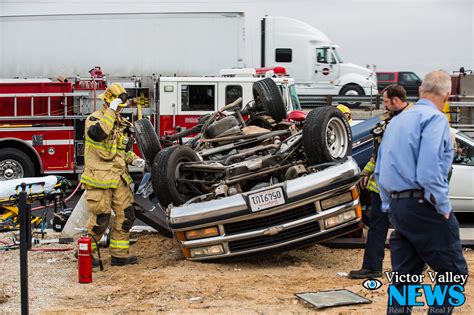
[340, 84, 364, 107]
[134, 119, 162, 166]
[0, 148, 35, 180]
[303, 107, 352, 165]
[151, 145, 200, 208]
[252, 78, 287, 122]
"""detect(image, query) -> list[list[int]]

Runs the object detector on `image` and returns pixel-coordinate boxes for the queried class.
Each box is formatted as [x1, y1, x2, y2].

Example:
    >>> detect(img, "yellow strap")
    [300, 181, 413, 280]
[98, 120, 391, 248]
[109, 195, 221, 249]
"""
[103, 113, 115, 127]
[363, 160, 375, 173]
[85, 137, 118, 152]
[122, 173, 133, 185]
[110, 239, 129, 249]
[367, 178, 380, 194]
[80, 175, 120, 189]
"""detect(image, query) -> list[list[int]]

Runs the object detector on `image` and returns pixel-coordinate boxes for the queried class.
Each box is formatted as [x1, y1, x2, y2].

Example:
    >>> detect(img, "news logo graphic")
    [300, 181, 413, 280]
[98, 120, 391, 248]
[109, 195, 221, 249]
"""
[384, 271, 467, 308]
[362, 279, 383, 290]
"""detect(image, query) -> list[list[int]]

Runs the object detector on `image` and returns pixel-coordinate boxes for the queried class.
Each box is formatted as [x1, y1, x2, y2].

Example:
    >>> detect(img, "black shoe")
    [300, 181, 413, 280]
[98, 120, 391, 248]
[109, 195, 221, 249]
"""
[111, 256, 138, 266]
[348, 268, 382, 279]
[92, 257, 102, 268]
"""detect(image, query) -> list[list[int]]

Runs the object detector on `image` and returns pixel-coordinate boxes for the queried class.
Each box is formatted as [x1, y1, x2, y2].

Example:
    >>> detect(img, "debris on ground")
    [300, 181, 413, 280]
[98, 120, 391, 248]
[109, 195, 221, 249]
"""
[0, 232, 472, 314]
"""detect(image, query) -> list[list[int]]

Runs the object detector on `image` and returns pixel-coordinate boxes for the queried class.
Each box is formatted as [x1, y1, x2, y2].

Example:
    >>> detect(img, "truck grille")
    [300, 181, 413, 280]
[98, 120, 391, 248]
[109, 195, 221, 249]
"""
[224, 203, 316, 235]
[228, 221, 321, 252]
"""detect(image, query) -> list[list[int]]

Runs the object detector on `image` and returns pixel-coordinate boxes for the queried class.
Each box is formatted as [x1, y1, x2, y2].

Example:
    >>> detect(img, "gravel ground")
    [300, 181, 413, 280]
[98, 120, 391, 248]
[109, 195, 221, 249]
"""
[1, 231, 473, 314]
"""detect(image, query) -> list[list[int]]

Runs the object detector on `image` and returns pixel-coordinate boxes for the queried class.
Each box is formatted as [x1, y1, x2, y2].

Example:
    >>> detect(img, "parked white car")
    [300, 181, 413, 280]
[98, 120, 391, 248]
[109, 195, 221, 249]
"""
[450, 130, 474, 212]
[352, 117, 474, 213]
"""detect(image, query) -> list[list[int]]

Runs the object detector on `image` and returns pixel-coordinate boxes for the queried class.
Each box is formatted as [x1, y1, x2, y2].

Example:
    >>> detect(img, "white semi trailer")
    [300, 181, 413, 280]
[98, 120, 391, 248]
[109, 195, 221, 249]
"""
[0, 12, 245, 77]
[0, 12, 375, 97]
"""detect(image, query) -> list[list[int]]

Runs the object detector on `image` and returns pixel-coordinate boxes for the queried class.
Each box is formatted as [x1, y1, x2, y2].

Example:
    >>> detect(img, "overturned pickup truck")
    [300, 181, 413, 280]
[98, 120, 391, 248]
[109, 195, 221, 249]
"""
[135, 78, 362, 260]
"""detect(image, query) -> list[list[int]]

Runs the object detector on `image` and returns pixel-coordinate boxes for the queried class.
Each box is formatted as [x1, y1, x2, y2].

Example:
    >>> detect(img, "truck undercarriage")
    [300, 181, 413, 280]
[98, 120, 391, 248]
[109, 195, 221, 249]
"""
[135, 78, 362, 260]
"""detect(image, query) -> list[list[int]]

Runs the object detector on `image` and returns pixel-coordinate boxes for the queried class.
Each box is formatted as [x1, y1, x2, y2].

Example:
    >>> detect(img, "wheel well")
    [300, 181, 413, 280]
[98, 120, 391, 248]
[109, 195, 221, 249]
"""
[0, 139, 42, 175]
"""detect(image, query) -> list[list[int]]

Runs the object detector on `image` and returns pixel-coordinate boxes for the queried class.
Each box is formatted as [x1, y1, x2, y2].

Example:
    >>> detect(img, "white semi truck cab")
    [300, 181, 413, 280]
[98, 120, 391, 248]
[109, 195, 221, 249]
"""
[261, 16, 377, 97]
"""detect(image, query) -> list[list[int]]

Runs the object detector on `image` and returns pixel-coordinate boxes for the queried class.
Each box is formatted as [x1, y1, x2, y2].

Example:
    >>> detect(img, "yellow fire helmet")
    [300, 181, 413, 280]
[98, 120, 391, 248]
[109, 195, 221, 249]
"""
[98, 82, 128, 106]
[336, 104, 352, 123]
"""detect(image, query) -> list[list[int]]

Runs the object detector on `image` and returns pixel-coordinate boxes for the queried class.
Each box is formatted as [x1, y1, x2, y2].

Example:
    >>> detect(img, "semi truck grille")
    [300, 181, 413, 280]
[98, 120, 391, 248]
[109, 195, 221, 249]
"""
[224, 203, 316, 235]
[228, 221, 321, 252]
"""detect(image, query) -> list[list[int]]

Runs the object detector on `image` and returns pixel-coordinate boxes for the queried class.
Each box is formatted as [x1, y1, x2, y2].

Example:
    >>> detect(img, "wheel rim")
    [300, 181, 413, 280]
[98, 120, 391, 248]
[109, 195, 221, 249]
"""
[344, 89, 360, 96]
[0, 159, 24, 181]
[325, 118, 349, 159]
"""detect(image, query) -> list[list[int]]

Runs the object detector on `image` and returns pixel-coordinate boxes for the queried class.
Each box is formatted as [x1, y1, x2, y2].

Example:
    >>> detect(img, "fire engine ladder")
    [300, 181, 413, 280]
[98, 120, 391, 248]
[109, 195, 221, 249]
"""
[0, 92, 91, 121]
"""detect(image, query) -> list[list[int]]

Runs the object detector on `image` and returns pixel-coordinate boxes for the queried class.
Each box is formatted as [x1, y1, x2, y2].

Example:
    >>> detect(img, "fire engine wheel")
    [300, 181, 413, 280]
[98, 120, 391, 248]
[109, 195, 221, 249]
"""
[303, 106, 352, 165]
[339, 84, 364, 107]
[0, 148, 35, 180]
[134, 119, 162, 166]
[252, 78, 287, 123]
[151, 145, 201, 208]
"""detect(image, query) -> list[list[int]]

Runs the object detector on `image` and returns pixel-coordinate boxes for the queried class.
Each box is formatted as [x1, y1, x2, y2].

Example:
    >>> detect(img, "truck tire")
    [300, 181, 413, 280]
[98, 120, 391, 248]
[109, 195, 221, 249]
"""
[252, 78, 287, 122]
[151, 145, 200, 207]
[0, 148, 35, 180]
[340, 84, 365, 107]
[134, 119, 161, 165]
[206, 116, 240, 138]
[303, 107, 352, 165]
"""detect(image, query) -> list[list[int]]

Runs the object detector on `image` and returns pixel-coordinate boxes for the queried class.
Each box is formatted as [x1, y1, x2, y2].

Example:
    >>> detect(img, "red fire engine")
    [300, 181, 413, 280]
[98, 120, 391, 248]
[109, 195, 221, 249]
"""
[0, 67, 299, 180]
[0, 68, 112, 181]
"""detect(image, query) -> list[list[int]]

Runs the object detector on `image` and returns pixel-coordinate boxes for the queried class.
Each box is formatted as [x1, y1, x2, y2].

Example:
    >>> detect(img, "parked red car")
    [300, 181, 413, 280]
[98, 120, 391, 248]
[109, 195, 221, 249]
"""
[376, 71, 421, 96]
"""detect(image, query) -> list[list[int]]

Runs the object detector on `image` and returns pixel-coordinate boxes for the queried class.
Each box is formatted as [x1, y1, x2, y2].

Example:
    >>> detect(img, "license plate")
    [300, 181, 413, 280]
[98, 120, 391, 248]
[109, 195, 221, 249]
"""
[248, 187, 285, 212]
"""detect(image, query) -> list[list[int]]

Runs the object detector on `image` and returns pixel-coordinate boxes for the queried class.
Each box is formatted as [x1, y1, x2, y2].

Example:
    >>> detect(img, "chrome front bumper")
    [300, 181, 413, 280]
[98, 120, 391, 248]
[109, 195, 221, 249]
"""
[168, 157, 361, 260]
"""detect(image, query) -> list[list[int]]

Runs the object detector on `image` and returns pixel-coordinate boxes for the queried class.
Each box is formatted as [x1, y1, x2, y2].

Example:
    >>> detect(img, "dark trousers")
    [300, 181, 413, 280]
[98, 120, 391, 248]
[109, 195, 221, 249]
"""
[362, 192, 390, 271]
[387, 198, 468, 315]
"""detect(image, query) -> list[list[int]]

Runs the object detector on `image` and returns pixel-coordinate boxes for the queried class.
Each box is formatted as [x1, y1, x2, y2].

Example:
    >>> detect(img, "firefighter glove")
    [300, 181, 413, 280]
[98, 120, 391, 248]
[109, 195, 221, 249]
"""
[132, 158, 145, 168]
[109, 98, 123, 111]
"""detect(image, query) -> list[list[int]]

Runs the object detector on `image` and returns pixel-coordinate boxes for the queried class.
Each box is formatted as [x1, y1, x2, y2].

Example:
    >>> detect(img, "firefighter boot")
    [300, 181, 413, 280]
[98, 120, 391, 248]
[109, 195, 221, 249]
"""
[110, 255, 138, 266]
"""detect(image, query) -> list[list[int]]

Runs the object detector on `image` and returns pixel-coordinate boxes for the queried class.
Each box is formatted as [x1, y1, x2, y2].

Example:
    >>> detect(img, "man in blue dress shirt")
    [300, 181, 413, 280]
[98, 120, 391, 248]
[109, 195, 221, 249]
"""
[375, 70, 468, 315]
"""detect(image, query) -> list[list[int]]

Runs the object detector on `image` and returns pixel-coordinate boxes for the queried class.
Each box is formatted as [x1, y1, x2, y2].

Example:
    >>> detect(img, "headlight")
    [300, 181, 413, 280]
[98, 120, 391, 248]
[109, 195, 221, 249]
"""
[320, 192, 353, 210]
[324, 210, 357, 229]
[190, 245, 225, 258]
[185, 227, 219, 240]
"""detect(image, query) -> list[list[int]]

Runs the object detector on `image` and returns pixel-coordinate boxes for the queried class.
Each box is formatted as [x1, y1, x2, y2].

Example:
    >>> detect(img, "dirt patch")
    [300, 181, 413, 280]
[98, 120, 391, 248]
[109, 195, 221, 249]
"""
[0, 232, 473, 314]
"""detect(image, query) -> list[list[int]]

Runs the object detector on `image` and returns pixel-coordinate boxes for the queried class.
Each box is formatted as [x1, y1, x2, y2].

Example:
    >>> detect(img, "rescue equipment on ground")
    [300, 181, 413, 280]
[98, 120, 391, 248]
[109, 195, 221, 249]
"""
[51, 208, 73, 232]
[0, 176, 72, 232]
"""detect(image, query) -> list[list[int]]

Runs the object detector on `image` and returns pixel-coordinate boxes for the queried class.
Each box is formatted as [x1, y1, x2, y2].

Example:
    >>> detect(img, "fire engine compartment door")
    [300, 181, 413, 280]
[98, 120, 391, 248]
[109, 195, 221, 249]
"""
[42, 128, 74, 172]
[177, 83, 217, 130]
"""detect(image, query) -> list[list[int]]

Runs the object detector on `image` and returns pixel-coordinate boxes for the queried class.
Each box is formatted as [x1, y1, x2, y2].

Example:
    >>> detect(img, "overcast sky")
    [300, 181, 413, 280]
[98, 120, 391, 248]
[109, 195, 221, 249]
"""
[1, 0, 473, 77]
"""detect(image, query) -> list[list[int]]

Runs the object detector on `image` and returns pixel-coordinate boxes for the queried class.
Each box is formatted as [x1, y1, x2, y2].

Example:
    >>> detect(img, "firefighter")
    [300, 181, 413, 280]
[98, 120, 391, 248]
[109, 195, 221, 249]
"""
[336, 104, 352, 124]
[443, 100, 451, 122]
[81, 82, 145, 266]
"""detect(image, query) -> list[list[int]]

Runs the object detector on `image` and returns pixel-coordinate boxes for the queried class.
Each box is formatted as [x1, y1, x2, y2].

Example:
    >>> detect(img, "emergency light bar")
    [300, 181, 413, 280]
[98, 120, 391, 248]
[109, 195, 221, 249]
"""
[220, 67, 288, 78]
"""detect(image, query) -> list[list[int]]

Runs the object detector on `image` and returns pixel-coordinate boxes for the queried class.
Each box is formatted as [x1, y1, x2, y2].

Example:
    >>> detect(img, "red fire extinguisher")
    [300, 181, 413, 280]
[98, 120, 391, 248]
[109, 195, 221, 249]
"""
[77, 230, 103, 283]
[78, 234, 93, 283]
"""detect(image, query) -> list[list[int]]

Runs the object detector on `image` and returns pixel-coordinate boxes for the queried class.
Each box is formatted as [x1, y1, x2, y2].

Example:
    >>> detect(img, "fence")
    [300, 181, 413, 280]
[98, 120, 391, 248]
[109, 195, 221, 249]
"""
[299, 95, 474, 135]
